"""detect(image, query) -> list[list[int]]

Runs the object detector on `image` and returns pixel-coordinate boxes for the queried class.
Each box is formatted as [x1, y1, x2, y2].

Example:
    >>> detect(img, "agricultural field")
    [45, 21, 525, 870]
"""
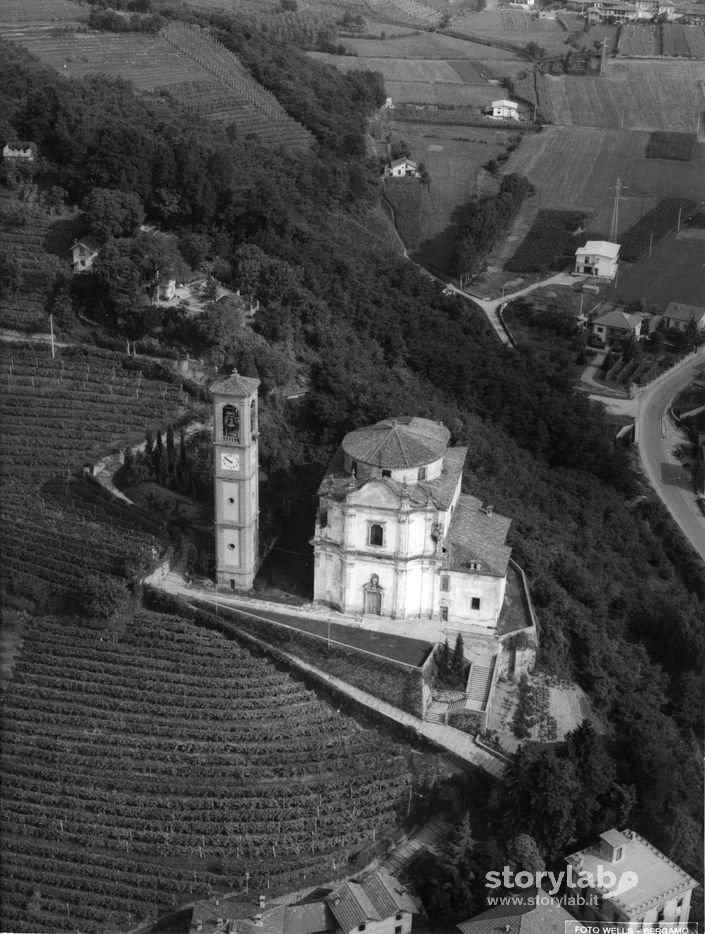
[377, 120, 520, 271]
[0, 198, 77, 332]
[309, 52, 499, 106]
[451, 9, 577, 56]
[8, 31, 214, 89]
[0, 610, 416, 933]
[0, 0, 85, 41]
[618, 24, 660, 57]
[542, 60, 705, 132]
[338, 31, 521, 60]
[0, 342, 193, 604]
[661, 23, 705, 58]
[604, 230, 705, 309]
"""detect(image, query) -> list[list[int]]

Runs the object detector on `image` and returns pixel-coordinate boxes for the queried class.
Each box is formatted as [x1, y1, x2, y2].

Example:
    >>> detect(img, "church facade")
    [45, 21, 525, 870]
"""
[312, 417, 511, 630]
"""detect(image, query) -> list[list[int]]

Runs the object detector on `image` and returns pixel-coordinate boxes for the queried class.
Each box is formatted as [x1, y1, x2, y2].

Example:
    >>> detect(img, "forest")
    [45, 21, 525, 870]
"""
[0, 14, 703, 926]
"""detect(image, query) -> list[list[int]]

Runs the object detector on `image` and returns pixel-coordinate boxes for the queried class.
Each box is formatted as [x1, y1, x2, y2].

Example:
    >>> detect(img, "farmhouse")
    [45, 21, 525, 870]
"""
[489, 99, 520, 120]
[591, 309, 642, 343]
[662, 301, 705, 331]
[189, 872, 418, 934]
[70, 237, 101, 273]
[587, 1, 638, 20]
[565, 828, 699, 925]
[457, 893, 575, 934]
[312, 417, 512, 632]
[384, 157, 419, 178]
[2, 140, 38, 161]
[574, 240, 620, 279]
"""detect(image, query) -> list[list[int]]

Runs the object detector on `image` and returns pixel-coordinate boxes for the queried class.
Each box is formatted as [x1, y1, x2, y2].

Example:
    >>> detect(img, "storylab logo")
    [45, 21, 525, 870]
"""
[485, 865, 639, 900]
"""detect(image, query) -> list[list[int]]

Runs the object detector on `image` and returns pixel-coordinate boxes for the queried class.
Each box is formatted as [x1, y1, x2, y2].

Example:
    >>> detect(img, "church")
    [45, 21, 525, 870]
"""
[311, 417, 512, 632]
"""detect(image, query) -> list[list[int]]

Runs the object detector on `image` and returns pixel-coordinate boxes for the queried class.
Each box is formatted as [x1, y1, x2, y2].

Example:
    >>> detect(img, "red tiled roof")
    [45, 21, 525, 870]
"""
[456, 894, 574, 934]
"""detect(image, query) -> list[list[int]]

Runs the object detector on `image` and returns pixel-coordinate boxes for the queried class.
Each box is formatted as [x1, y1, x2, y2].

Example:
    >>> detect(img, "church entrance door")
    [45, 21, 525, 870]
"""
[364, 590, 382, 615]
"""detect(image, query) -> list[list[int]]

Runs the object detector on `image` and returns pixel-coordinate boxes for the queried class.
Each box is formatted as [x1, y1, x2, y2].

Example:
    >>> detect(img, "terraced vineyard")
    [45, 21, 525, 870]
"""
[0, 611, 414, 933]
[0, 342, 192, 604]
[160, 23, 313, 147]
[0, 202, 70, 332]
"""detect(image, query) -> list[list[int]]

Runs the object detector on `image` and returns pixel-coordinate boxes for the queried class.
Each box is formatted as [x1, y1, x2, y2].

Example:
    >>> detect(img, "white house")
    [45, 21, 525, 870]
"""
[574, 240, 620, 279]
[384, 157, 418, 178]
[490, 99, 519, 120]
[312, 417, 512, 633]
[565, 829, 699, 925]
[70, 237, 101, 273]
[662, 302, 705, 331]
[2, 141, 37, 161]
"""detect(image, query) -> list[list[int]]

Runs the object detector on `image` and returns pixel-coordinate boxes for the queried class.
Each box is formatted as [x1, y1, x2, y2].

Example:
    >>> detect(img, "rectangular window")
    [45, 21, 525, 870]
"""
[395, 915, 403, 922]
[382, 469, 391, 478]
[359, 925, 366, 932]
[368, 524, 384, 547]
[614, 846, 622, 861]
[418, 466, 427, 480]
[395, 927, 402, 934]
[440, 607, 448, 622]
[230, 579, 235, 591]
[471, 597, 481, 611]
[440, 575, 449, 592]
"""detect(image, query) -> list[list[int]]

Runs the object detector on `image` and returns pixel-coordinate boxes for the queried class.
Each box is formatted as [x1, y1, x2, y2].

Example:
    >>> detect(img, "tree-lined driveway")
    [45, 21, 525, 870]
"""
[635, 351, 705, 562]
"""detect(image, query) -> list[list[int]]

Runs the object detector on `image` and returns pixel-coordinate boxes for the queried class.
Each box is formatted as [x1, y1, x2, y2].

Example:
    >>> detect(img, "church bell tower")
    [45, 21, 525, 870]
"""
[211, 371, 261, 592]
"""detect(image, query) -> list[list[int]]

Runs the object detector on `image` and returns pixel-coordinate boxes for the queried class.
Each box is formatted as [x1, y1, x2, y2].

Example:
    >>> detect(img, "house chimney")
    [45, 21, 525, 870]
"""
[259, 895, 266, 911]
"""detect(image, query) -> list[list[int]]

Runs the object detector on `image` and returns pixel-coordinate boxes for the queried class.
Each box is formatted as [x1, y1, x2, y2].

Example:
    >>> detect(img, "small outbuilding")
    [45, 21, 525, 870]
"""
[70, 237, 101, 273]
[574, 240, 620, 279]
[2, 141, 38, 161]
[489, 99, 520, 120]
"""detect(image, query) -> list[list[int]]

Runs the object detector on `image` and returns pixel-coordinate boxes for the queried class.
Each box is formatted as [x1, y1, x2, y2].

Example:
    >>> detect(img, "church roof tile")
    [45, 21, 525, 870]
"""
[342, 417, 449, 469]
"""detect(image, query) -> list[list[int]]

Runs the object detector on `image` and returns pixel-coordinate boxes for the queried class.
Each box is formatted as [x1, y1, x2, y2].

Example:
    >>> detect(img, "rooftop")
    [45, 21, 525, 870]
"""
[210, 370, 261, 397]
[326, 872, 417, 931]
[576, 240, 621, 258]
[456, 893, 574, 934]
[566, 828, 699, 917]
[446, 494, 512, 578]
[592, 310, 642, 330]
[389, 157, 417, 168]
[664, 301, 705, 323]
[71, 236, 102, 253]
[342, 417, 449, 469]
[492, 99, 518, 107]
[319, 444, 466, 512]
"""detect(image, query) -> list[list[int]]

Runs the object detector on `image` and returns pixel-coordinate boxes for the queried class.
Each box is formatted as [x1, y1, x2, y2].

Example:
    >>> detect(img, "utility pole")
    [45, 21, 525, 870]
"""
[608, 177, 629, 242]
[49, 314, 55, 358]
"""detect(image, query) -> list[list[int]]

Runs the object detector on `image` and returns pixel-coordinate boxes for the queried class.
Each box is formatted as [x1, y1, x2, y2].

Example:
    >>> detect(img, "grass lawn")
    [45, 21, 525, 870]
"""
[337, 32, 521, 60]
[606, 231, 705, 310]
[244, 606, 434, 668]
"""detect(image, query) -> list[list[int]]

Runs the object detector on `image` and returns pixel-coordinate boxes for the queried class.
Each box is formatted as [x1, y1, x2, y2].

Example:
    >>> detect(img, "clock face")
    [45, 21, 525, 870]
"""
[221, 452, 240, 471]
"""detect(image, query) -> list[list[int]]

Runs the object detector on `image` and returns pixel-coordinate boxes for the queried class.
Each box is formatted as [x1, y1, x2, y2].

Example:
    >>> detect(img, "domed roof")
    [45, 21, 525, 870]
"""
[342, 417, 449, 469]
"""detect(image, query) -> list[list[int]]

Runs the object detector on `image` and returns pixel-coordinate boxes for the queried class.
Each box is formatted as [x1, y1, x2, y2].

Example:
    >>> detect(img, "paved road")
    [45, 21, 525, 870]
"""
[635, 351, 705, 562]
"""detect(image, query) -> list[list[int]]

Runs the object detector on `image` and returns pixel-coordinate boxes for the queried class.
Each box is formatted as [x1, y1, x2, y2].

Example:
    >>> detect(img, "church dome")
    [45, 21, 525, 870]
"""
[342, 417, 449, 469]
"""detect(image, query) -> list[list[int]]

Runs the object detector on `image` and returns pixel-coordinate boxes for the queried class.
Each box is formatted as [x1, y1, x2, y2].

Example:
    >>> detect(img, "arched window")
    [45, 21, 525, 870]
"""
[368, 523, 384, 547]
[250, 398, 257, 433]
[223, 404, 239, 441]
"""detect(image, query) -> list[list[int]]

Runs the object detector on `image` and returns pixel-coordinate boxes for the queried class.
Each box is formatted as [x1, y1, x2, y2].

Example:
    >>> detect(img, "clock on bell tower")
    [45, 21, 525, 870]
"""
[211, 370, 261, 592]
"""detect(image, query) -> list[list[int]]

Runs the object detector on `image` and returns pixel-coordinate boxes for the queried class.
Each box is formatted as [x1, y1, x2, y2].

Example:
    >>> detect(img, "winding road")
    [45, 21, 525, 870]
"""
[634, 351, 705, 562]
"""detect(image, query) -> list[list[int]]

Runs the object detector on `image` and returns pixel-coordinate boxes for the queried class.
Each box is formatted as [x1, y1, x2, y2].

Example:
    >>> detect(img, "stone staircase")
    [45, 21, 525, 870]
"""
[425, 701, 448, 725]
[465, 655, 496, 711]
